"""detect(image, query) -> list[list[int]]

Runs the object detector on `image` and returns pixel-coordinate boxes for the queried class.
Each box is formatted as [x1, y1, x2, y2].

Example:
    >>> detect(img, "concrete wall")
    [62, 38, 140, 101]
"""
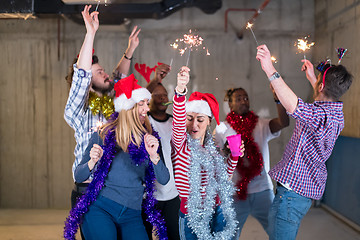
[0, 0, 315, 208]
[314, 0, 360, 137]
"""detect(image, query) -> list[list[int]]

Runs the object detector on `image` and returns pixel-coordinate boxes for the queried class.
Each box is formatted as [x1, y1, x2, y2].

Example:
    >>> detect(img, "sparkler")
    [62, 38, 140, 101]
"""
[94, 0, 109, 12]
[95, 0, 100, 12]
[89, 118, 104, 144]
[169, 42, 178, 67]
[296, 37, 315, 60]
[95, 120, 103, 143]
[170, 29, 207, 67]
[184, 30, 203, 66]
[246, 22, 259, 46]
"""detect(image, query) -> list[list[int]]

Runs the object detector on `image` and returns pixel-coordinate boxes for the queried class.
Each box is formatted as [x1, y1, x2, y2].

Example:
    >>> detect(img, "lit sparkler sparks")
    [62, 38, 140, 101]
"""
[271, 56, 277, 63]
[169, 43, 179, 66]
[296, 37, 315, 60]
[170, 29, 209, 66]
[246, 22, 259, 46]
[94, 0, 109, 12]
[89, 120, 103, 135]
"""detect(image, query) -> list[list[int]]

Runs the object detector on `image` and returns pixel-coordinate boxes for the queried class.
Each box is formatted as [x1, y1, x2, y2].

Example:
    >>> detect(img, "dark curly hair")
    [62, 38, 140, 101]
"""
[224, 87, 246, 102]
[65, 55, 99, 87]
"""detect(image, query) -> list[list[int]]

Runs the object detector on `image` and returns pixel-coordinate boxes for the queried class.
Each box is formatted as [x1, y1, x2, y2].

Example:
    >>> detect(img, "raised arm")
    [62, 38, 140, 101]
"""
[256, 44, 298, 114]
[112, 26, 141, 79]
[269, 84, 290, 133]
[77, 5, 99, 70]
[64, 5, 98, 128]
[171, 66, 190, 152]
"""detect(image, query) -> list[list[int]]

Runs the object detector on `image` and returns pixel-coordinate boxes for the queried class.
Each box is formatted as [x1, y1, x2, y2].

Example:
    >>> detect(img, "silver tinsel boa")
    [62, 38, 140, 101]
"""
[186, 131, 238, 240]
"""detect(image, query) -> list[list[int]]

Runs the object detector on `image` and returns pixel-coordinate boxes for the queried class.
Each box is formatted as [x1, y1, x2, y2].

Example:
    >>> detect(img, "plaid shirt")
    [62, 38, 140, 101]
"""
[64, 64, 125, 181]
[269, 98, 344, 200]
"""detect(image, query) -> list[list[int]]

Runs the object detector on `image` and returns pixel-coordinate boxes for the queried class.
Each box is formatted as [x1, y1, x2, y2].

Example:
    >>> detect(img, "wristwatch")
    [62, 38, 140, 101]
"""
[78, 69, 90, 78]
[269, 72, 281, 82]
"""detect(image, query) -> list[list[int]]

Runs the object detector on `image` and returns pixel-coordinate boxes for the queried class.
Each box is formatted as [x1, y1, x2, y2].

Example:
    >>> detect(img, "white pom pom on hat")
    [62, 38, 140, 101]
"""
[113, 74, 151, 112]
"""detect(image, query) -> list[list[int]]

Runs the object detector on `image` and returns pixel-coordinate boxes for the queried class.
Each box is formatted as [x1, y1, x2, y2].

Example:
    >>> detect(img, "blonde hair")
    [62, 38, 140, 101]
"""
[100, 104, 152, 152]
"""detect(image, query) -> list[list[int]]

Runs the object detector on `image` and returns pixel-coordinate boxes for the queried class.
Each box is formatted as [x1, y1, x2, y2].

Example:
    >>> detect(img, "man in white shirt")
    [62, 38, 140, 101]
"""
[214, 87, 289, 239]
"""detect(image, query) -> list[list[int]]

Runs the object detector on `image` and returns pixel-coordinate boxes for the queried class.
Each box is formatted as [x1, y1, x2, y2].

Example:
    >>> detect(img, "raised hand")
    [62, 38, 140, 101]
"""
[81, 5, 99, 35]
[256, 44, 276, 77]
[176, 66, 190, 93]
[144, 133, 160, 164]
[126, 26, 141, 57]
[301, 59, 317, 87]
[154, 63, 171, 82]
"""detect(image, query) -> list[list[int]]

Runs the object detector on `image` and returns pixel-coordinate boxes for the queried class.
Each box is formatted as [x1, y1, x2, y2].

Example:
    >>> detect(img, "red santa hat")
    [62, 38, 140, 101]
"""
[185, 91, 220, 125]
[113, 74, 151, 111]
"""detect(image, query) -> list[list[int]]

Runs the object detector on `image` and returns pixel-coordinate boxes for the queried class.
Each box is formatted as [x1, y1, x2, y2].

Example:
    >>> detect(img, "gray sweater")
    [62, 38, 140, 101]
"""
[74, 132, 170, 210]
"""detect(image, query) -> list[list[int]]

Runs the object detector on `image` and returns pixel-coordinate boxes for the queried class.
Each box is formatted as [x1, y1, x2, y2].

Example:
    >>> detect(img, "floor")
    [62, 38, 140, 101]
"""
[0, 207, 359, 240]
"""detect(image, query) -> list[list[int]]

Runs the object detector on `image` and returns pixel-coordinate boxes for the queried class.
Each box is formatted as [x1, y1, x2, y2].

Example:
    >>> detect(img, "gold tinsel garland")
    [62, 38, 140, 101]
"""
[88, 91, 114, 119]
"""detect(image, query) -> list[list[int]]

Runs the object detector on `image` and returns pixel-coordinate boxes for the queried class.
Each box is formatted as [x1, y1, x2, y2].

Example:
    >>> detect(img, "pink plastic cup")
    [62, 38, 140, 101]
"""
[226, 134, 242, 157]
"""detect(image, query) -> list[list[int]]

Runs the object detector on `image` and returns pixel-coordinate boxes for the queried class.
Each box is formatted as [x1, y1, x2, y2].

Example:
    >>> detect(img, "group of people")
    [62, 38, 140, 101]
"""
[63, 5, 353, 240]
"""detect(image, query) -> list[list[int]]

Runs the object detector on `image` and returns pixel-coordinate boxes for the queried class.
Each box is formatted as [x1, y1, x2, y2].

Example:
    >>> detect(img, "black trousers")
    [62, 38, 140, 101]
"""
[142, 196, 181, 240]
[71, 182, 89, 240]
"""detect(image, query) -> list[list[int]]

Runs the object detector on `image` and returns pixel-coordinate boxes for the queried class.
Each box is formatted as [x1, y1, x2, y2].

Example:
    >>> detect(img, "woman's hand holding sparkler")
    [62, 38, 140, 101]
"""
[176, 66, 190, 94]
[89, 144, 103, 170]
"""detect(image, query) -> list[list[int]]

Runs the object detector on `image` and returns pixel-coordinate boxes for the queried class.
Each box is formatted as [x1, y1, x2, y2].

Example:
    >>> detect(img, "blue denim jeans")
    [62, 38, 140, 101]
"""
[179, 205, 226, 240]
[232, 189, 274, 240]
[82, 195, 148, 240]
[268, 186, 312, 240]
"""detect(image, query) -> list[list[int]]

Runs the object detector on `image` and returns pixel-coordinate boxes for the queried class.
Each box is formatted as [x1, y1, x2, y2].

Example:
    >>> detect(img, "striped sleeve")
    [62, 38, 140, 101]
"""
[64, 64, 92, 129]
[171, 95, 187, 153]
[226, 155, 238, 175]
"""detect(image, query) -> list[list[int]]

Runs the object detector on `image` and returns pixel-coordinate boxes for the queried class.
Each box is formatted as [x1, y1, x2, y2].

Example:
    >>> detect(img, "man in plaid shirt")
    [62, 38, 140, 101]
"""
[256, 44, 353, 240]
[64, 5, 140, 228]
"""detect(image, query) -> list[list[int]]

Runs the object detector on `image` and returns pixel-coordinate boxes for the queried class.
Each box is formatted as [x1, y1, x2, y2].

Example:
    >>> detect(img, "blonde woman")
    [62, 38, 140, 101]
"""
[64, 75, 170, 240]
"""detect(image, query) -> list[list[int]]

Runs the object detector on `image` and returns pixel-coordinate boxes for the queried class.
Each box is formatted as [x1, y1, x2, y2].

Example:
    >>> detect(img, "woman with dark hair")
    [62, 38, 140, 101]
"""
[64, 74, 170, 240]
[171, 66, 244, 240]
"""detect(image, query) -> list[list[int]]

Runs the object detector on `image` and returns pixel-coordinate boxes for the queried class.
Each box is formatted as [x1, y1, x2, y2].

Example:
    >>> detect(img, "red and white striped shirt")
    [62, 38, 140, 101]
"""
[171, 95, 238, 214]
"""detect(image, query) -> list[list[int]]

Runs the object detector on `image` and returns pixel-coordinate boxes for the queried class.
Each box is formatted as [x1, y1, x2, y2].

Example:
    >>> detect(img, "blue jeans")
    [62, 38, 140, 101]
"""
[232, 189, 274, 239]
[268, 186, 312, 240]
[82, 195, 148, 240]
[179, 205, 226, 240]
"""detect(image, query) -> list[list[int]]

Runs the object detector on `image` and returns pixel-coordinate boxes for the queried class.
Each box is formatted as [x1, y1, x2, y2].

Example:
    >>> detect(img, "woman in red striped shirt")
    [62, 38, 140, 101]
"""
[171, 66, 244, 240]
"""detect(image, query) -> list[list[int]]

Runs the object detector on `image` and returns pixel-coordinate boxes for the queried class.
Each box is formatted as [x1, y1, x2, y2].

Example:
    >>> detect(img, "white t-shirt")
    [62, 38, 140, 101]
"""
[214, 118, 280, 194]
[149, 114, 179, 201]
